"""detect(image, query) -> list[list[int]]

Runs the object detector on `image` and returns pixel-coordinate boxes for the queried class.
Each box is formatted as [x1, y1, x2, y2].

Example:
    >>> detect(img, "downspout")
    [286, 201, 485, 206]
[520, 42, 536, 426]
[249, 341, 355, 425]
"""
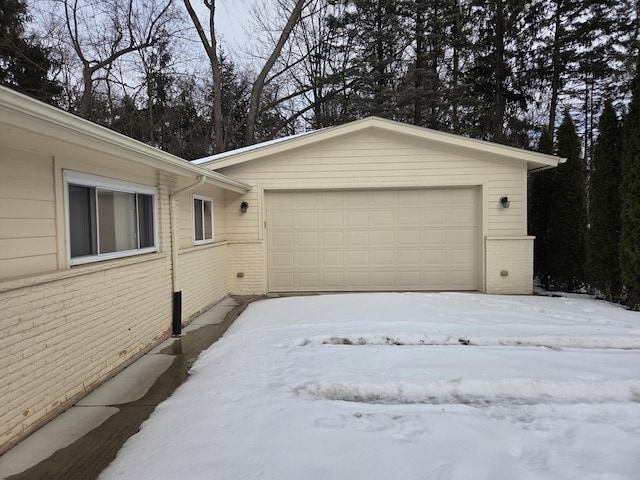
[170, 175, 206, 336]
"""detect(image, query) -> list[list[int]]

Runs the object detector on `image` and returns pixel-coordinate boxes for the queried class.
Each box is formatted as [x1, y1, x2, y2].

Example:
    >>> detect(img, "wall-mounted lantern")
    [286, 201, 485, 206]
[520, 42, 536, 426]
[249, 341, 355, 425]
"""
[240, 201, 249, 214]
[500, 196, 510, 209]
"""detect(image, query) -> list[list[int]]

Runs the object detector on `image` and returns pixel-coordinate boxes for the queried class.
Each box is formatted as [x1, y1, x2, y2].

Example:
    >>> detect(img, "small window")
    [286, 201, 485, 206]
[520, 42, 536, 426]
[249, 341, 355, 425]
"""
[193, 195, 213, 244]
[64, 171, 157, 265]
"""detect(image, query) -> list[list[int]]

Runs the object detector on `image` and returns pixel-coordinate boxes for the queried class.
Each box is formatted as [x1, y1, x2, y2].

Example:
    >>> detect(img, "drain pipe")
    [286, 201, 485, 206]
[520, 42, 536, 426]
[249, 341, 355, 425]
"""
[170, 175, 206, 336]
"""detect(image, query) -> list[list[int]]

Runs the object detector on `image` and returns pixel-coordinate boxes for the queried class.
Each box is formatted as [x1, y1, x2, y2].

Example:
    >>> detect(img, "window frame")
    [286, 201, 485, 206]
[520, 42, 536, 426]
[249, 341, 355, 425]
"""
[193, 194, 214, 245]
[64, 170, 158, 266]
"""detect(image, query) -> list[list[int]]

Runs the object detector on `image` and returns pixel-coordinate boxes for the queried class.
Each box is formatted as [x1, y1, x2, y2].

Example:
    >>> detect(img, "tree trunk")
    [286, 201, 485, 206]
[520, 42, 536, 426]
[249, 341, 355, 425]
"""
[493, 0, 506, 144]
[245, 0, 307, 146]
[548, 0, 562, 136]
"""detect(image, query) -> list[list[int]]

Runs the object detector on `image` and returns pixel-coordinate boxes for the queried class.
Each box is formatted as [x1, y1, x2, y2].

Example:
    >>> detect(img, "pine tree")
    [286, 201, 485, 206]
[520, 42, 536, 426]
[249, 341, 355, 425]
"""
[587, 100, 622, 300]
[547, 111, 587, 291]
[0, 0, 60, 102]
[528, 128, 555, 288]
[620, 58, 640, 310]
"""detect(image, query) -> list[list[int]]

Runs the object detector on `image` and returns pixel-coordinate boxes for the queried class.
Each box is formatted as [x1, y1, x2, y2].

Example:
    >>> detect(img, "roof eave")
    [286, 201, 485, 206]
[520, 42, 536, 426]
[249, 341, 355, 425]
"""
[0, 87, 251, 193]
[198, 117, 563, 172]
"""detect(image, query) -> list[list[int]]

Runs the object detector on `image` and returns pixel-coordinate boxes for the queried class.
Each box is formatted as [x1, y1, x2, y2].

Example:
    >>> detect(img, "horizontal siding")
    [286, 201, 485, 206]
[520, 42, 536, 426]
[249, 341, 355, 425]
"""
[218, 130, 527, 238]
[0, 148, 57, 280]
[224, 189, 260, 242]
[177, 186, 227, 249]
[0, 255, 58, 279]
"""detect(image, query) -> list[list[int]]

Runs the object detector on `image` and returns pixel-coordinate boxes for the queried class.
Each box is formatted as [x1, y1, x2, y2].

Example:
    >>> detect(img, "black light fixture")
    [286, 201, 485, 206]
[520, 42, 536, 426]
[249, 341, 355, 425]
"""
[500, 196, 510, 208]
[240, 201, 249, 214]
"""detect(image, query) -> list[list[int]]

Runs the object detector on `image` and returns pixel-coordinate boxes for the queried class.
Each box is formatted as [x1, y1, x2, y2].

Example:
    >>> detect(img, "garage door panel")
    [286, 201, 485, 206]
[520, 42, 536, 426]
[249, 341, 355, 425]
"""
[267, 188, 479, 292]
[321, 210, 344, 227]
[448, 207, 478, 225]
[448, 228, 476, 245]
[347, 231, 369, 246]
[423, 189, 448, 204]
[372, 230, 394, 246]
[398, 230, 421, 245]
[323, 272, 345, 286]
[296, 231, 319, 247]
[423, 229, 447, 245]
[272, 272, 295, 289]
[348, 271, 371, 288]
[371, 191, 394, 205]
[298, 272, 320, 288]
[272, 252, 294, 266]
[396, 190, 422, 205]
[372, 210, 395, 226]
[345, 191, 369, 206]
[269, 211, 294, 228]
[372, 250, 395, 265]
[320, 191, 344, 207]
[347, 211, 369, 226]
[322, 231, 344, 246]
[297, 251, 319, 266]
[450, 188, 477, 204]
[296, 193, 319, 208]
[422, 209, 447, 225]
[296, 212, 319, 227]
[322, 251, 344, 266]
[398, 249, 421, 265]
[397, 209, 422, 225]
[271, 232, 294, 248]
[347, 250, 369, 265]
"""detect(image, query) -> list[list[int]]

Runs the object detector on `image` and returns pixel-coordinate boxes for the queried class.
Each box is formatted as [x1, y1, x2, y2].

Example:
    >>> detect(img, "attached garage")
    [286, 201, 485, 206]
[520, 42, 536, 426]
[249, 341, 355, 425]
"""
[266, 188, 480, 292]
[194, 116, 564, 295]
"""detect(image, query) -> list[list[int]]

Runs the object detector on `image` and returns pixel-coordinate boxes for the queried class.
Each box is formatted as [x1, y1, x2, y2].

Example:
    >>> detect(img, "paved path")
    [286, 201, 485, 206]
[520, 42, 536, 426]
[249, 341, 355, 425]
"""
[0, 296, 259, 480]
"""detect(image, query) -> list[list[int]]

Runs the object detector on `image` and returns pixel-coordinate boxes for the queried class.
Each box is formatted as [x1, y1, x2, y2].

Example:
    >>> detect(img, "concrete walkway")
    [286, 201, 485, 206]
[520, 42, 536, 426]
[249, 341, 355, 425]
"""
[0, 296, 259, 480]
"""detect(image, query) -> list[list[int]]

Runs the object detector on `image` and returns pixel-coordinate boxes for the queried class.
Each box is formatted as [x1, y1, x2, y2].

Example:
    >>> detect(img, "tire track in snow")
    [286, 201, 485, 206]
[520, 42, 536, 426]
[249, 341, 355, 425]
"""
[297, 334, 640, 350]
[296, 379, 640, 406]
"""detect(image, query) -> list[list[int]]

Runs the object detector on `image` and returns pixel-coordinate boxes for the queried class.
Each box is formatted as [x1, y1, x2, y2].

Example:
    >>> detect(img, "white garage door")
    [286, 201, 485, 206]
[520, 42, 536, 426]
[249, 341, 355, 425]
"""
[266, 188, 480, 292]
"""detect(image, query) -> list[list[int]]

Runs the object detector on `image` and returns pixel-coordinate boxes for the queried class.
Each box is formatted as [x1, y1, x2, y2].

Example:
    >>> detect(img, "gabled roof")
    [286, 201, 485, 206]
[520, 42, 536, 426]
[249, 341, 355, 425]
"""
[0, 86, 251, 193]
[194, 117, 564, 172]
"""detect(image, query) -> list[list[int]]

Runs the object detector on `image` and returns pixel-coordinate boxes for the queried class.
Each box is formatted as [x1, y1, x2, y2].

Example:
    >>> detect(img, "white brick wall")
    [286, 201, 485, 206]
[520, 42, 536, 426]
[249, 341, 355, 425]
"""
[179, 243, 229, 321]
[0, 253, 173, 453]
[485, 237, 534, 294]
[227, 241, 266, 295]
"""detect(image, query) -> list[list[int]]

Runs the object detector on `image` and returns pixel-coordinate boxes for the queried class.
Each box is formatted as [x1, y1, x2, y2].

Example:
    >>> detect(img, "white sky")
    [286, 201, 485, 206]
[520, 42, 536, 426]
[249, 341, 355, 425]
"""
[99, 292, 640, 480]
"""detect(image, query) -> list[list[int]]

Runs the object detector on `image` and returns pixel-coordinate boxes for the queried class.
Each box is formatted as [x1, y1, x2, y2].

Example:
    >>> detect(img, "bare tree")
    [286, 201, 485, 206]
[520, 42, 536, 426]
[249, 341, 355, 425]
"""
[184, 0, 312, 152]
[52, 0, 177, 119]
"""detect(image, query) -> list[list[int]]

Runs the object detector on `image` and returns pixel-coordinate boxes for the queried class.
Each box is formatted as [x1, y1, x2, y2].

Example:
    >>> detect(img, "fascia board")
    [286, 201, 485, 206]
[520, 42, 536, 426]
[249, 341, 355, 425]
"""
[199, 116, 562, 172]
[0, 87, 251, 193]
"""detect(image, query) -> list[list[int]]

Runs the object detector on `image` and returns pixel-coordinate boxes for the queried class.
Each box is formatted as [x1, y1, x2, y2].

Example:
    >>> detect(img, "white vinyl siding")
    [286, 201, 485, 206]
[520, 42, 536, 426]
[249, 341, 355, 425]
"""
[266, 188, 480, 292]
[64, 171, 157, 265]
[219, 130, 525, 241]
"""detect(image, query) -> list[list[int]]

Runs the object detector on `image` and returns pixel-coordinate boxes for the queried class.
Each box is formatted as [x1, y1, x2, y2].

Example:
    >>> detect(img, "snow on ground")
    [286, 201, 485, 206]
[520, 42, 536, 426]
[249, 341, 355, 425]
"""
[99, 292, 640, 480]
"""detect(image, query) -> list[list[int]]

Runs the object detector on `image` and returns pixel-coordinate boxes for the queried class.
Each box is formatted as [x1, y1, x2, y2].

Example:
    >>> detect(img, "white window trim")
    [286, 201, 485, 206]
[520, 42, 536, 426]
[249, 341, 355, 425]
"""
[193, 194, 214, 245]
[64, 170, 158, 266]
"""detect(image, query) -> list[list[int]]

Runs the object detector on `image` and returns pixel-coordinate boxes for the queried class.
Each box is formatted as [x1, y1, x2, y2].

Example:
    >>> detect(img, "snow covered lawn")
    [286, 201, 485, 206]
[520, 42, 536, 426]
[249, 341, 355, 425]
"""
[100, 293, 640, 480]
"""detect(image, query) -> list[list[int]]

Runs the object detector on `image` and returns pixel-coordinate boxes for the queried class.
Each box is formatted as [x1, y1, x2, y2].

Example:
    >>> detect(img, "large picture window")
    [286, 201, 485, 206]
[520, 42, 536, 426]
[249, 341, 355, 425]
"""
[193, 195, 213, 244]
[65, 171, 157, 265]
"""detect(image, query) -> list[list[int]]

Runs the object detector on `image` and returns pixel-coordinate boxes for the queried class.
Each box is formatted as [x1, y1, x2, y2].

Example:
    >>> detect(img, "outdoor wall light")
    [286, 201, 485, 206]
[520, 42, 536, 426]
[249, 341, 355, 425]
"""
[240, 201, 249, 214]
[500, 196, 510, 208]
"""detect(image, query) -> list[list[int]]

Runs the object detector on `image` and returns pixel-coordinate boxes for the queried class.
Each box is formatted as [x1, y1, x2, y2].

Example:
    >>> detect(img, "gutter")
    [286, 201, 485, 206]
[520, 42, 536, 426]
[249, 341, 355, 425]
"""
[169, 175, 206, 336]
[0, 86, 251, 194]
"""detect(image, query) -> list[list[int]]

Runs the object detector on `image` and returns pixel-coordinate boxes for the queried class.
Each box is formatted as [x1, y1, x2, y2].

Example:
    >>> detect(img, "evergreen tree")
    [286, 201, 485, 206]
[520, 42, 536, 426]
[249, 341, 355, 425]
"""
[547, 111, 586, 291]
[528, 128, 555, 288]
[620, 58, 640, 310]
[328, 0, 408, 119]
[587, 100, 622, 300]
[0, 0, 60, 102]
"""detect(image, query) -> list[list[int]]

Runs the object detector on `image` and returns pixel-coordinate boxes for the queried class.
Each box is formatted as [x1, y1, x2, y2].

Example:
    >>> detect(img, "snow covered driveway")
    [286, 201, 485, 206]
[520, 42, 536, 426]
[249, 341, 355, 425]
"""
[100, 293, 640, 480]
